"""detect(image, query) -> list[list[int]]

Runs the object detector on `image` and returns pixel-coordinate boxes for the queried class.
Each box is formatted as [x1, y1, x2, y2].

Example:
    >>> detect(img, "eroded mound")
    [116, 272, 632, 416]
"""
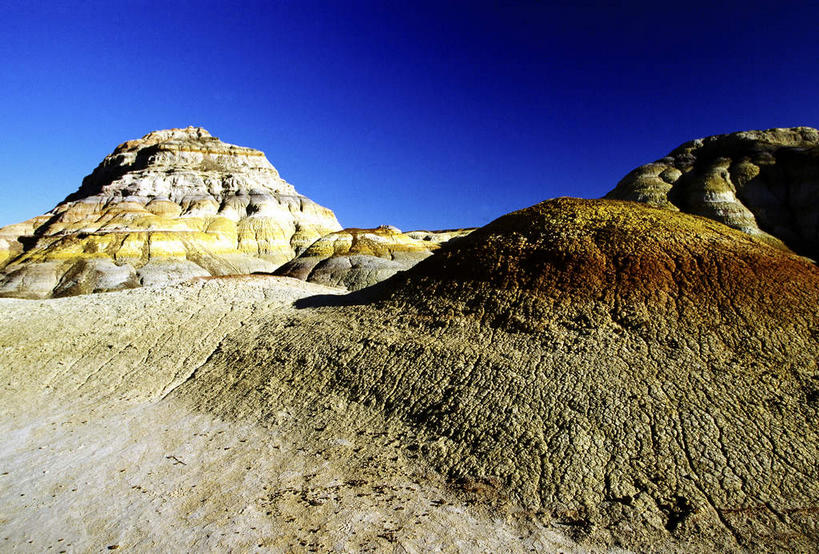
[275, 225, 472, 290]
[605, 126, 819, 259]
[187, 198, 819, 550]
[369, 198, 819, 548]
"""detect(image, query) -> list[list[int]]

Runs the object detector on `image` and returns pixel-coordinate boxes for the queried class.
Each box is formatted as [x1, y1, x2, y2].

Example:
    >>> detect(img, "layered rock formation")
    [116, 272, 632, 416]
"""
[605, 126, 819, 259]
[0, 127, 341, 298]
[274, 225, 472, 290]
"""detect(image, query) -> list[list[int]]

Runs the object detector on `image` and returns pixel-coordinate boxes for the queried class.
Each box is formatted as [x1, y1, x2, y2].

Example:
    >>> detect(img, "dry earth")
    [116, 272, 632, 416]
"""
[2, 198, 817, 553]
[0, 277, 586, 553]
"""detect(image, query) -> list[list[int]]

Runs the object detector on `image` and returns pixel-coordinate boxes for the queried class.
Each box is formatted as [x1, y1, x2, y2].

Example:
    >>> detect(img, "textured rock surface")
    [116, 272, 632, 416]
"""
[0, 278, 581, 553]
[605, 127, 819, 259]
[0, 127, 341, 298]
[275, 225, 473, 290]
[362, 198, 819, 550]
[2, 198, 816, 551]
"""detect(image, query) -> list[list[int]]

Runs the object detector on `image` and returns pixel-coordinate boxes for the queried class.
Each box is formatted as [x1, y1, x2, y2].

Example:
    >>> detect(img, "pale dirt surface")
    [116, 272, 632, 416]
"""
[0, 277, 587, 553]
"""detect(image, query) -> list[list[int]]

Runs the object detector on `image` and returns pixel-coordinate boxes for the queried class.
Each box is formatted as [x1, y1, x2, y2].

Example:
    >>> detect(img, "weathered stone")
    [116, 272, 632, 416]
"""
[606, 126, 819, 259]
[0, 127, 342, 298]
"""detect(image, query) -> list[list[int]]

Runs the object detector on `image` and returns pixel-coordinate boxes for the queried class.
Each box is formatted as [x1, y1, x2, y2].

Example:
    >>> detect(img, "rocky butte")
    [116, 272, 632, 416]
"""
[0, 127, 817, 552]
[0, 127, 343, 298]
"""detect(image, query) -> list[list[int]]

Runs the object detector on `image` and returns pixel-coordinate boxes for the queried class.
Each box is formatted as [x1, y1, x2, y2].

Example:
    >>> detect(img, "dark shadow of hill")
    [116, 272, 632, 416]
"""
[293, 278, 394, 309]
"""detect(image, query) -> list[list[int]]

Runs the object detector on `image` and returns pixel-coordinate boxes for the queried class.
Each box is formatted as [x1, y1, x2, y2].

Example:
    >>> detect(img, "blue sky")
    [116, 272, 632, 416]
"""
[1, 1, 817, 229]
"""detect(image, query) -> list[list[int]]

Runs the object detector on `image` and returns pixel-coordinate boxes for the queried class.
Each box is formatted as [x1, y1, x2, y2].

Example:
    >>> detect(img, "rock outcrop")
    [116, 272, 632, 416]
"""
[0, 127, 341, 298]
[605, 126, 819, 259]
[274, 225, 472, 290]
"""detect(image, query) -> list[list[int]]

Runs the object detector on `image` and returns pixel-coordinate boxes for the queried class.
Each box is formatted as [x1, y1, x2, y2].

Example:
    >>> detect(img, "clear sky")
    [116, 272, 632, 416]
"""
[1, 1, 817, 230]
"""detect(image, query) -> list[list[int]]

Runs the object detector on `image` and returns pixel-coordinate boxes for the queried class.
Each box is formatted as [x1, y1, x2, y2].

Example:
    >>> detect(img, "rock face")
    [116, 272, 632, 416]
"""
[0, 127, 341, 298]
[274, 225, 473, 290]
[605, 126, 819, 259]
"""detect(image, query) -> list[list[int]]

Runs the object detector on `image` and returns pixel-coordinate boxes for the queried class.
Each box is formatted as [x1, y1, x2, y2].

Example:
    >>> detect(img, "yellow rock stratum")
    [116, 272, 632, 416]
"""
[275, 225, 473, 290]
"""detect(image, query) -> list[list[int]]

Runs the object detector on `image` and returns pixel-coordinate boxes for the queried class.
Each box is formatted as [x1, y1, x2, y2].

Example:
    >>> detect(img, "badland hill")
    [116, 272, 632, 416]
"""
[0, 127, 342, 298]
[1, 128, 817, 552]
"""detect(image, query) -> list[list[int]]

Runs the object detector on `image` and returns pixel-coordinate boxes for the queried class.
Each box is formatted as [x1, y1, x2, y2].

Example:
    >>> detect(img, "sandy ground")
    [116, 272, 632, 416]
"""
[0, 277, 587, 553]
